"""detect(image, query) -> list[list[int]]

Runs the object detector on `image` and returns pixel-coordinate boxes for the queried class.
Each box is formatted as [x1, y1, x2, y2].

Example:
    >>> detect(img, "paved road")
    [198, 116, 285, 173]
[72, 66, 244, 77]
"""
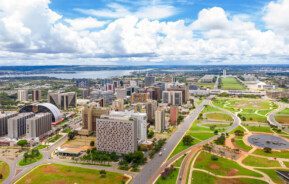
[133, 96, 215, 184]
[214, 75, 220, 90]
[267, 102, 289, 128]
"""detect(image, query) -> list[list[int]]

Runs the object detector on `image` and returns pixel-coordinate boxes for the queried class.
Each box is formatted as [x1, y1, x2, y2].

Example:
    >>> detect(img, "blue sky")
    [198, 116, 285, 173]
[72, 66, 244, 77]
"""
[0, 0, 288, 65]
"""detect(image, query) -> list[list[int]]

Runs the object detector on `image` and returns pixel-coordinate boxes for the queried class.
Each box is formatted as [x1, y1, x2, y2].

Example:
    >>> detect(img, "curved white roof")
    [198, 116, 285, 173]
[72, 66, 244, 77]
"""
[39, 103, 63, 122]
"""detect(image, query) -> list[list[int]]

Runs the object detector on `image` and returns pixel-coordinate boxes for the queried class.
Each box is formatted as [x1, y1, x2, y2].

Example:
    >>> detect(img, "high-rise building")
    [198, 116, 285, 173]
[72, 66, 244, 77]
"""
[95, 116, 138, 154]
[223, 69, 227, 77]
[146, 86, 161, 101]
[162, 91, 183, 106]
[146, 100, 157, 124]
[18, 89, 28, 102]
[155, 108, 165, 132]
[170, 106, 179, 125]
[32, 89, 41, 102]
[81, 103, 109, 134]
[167, 84, 188, 103]
[7, 112, 34, 139]
[112, 99, 124, 111]
[0, 112, 18, 136]
[144, 76, 156, 86]
[109, 111, 147, 143]
[26, 113, 52, 139]
[48, 92, 77, 110]
[106, 83, 114, 92]
[115, 88, 127, 99]
[131, 92, 149, 104]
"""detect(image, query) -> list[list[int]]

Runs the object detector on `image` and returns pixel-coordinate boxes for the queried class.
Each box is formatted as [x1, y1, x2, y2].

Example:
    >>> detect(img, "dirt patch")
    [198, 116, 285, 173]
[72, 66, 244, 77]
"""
[41, 165, 59, 174]
[209, 163, 220, 169]
[227, 169, 239, 176]
[216, 178, 245, 184]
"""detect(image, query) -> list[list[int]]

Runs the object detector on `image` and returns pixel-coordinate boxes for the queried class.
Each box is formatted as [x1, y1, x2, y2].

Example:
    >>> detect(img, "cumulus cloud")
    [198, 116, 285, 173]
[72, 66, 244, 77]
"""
[0, 0, 288, 65]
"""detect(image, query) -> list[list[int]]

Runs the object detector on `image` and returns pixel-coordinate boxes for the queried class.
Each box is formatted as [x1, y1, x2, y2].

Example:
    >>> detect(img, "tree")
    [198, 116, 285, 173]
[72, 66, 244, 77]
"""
[99, 170, 106, 178]
[234, 130, 244, 137]
[214, 130, 219, 135]
[0, 173, 3, 179]
[211, 155, 218, 161]
[147, 130, 154, 139]
[215, 133, 226, 145]
[263, 147, 272, 153]
[182, 135, 194, 146]
[17, 140, 28, 149]
[90, 141, 95, 147]
[68, 131, 77, 140]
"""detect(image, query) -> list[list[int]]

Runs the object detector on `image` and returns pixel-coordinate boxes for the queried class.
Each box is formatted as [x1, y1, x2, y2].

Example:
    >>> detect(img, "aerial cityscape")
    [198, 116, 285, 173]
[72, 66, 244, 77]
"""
[1, 0, 289, 184]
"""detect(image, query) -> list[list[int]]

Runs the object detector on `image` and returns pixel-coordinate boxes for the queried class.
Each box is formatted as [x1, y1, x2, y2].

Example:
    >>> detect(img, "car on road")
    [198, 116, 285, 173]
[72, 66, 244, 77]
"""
[159, 152, 162, 156]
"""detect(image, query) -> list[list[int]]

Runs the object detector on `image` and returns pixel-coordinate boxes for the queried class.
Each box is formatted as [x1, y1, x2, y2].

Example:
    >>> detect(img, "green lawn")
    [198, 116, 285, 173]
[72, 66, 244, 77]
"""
[174, 155, 185, 167]
[34, 144, 48, 150]
[240, 113, 267, 123]
[277, 108, 289, 115]
[242, 155, 281, 167]
[19, 153, 43, 166]
[194, 151, 262, 177]
[220, 77, 246, 90]
[258, 169, 289, 184]
[16, 164, 129, 184]
[234, 139, 252, 151]
[203, 105, 221, 113]
[0, 161, 10, 183]
[169, 139, 200, 159]
[253, 149, 289, 159]
[191, 132, 215, 141]
[47, 134, 62, 143]
[155, 168, 179, 184]
[197, 83, 215, 89]
[191, 170, 267, 184]
[257, 109, 272, 116]
[244, 125, 273, 133]
[205, 112, 233, 122]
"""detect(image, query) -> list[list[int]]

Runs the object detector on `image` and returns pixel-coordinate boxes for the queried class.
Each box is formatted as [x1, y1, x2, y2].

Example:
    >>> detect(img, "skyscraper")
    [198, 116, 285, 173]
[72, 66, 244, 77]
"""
[26, 113, 52, 139]
[0, 112, 18, 136]
[48, 92, 77, 110]
[146, 100, 157, 124]
[32, 89, 41, 102]
[18, 89, 28, 102]
[170, 106, 179, 125]
[144, 75, 156, 86]
[155, 107, 165, 132]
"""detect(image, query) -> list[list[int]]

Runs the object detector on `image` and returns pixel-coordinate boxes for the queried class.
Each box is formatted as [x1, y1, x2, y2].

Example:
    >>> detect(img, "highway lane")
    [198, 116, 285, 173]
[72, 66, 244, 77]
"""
[133, 96, 215, 184]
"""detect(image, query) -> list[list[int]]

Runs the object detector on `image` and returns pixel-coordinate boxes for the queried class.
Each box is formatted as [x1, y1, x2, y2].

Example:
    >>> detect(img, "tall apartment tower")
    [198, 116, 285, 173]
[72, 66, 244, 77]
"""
[18, 89, 28, 102]
[81, 103, 109, 135]
[144, 76, 156, 86]
[32, 89, 41, 101]
[155, 107, 165, 132]
[170, 106, 179, 125]
[145, 100, 157, 124]
[223, 69, 227, 77]
[95, 117, 138, 154]
[115, 88, 127, 99]
[0, 112, 18, 136]
[8, 112, 35, 139]
[162, 91, 182, 106]
[48, 92, 77, 110]
[26, 113, 52, 139]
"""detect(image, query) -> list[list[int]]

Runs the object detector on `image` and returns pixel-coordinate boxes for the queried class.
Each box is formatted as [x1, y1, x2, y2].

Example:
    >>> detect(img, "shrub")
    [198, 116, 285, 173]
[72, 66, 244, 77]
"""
[211, 155, 219, 161]
[182, 135, 194, 146]
[263, 147, 272, 153]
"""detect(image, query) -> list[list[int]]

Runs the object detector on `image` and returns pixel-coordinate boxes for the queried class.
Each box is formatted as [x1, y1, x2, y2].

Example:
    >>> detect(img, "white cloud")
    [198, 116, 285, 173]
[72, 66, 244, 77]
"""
[64, 17, 107, 31]
[75, 3, 177, 20]
[263, 0, 289, 38]
[0, 0, 288, 65]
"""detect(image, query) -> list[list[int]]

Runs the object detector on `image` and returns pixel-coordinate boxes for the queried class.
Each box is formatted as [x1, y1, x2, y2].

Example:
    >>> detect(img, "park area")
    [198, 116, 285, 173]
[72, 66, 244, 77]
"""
[15, 164, 129, 184]
[0, 161, 9, 183]
[220, 77, 246, 90]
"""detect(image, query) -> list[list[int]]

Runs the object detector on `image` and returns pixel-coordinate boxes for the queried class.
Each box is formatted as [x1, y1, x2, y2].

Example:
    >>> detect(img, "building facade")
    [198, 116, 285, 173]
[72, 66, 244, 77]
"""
[26, 113, 52, 139]
[0, 112, 18, 136]
[170, 106, 179, 125]
[32, 90, 41, 102]
[146, 100, 157, 124]
[131, 92, 149, 104]
[7, 112, 35, 139]
[95, 117, 137, 154]
[155, 108, 165, 132]
[48, 92, 77, 110]
[18, 89, 28, 102]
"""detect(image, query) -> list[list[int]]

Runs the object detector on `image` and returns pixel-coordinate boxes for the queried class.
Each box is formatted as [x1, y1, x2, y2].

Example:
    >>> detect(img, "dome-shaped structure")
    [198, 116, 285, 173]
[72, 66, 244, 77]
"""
[19, 103, 63, 122]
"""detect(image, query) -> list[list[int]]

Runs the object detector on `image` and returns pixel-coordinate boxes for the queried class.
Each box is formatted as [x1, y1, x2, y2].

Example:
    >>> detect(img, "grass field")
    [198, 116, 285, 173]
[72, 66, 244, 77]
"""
[155, 168, 179, 184]
[240, 113, 267, 123]
[275, 115, 289, 124]
[253, 149, 289, 159]
[203, 105, 221, 113]
[258, 169, 289, 184]
[242, 155, 281, 167]
[47, 134, 62, 143]
[16, 164, 128, 184]
[191, 170, 267, 184]
[243, 125, 273, 133]
[277, 108, 289, 115]
[34, 144, 48, 150]
[220, 77, 246, 90]
[0, 161, 9, 183]
[234, 139, 252, 151]
[194, 151, 262, 177]
[174, 155, 185, 167]
[205, 112, 233, 122]
[169, 139, 200, 159]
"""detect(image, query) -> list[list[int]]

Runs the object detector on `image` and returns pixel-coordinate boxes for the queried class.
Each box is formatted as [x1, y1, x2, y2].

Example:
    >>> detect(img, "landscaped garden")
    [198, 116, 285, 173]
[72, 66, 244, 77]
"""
[242, 155, 281, 167]
[0, 161, 9, 183]
[16, 164, 129, 184]
[194, 151, 262, 177]
[19, 149, 43, 166]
